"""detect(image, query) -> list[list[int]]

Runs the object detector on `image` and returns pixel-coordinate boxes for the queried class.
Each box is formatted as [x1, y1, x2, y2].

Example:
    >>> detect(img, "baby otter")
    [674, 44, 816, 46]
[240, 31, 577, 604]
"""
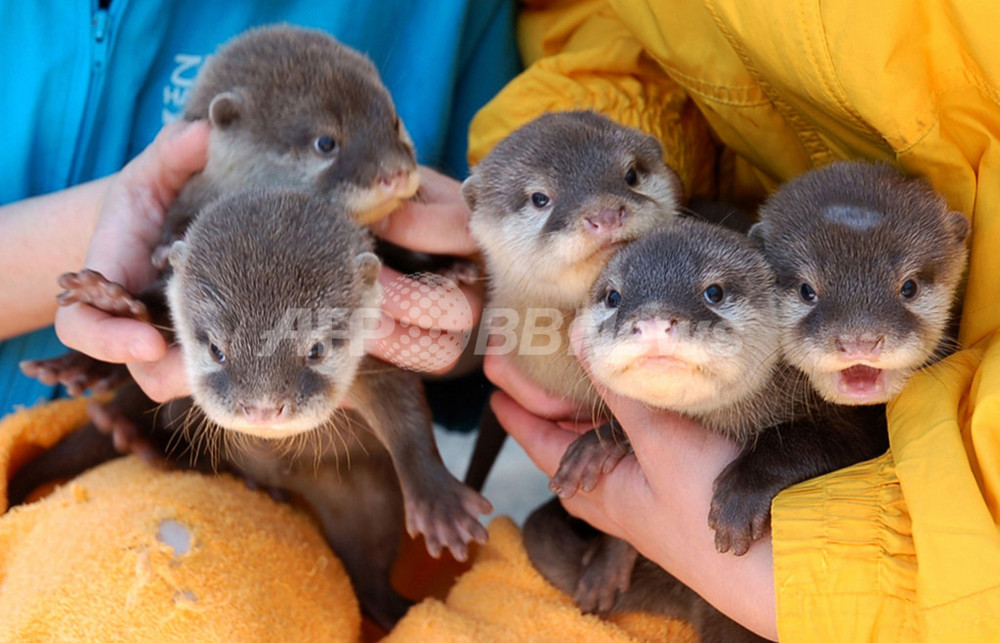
[174, 190, 492, 625]
[459, 110, 682, 491]
[525, 220, 885, 636]
[464, 110, 682, 409]
[750, 161, 969, 405]
[164, 23, 419, 244]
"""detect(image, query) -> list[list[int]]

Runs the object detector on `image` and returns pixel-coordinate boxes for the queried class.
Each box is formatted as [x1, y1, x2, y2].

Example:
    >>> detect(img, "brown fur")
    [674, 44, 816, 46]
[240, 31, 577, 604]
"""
[523, 499, 767, 643]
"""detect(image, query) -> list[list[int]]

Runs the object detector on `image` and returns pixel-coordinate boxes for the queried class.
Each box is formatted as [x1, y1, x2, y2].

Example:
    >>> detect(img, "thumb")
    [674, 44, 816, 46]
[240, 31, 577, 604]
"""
[123, 119, 211, 209]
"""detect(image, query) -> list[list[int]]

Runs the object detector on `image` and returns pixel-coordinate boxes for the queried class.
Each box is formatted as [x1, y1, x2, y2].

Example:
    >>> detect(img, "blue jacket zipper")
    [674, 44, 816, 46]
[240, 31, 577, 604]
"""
[68, 1, 114, 183]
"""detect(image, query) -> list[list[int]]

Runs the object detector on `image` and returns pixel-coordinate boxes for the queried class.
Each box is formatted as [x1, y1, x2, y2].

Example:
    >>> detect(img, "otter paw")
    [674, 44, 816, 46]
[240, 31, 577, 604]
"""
[403, 478, 492, 562]
[550, 422, 630, 499]
[56, 269, 150, 322]
[20, 351, 128, 396]
[708, 479, 773, 556]
[87, 399, 168, 468]
[242, 477, 291, 503]
[574, 535, 639, 615]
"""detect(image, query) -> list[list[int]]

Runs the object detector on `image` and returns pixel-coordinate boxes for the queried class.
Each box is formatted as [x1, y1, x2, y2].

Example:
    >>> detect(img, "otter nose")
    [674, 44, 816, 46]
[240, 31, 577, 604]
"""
[834, 335, 885, 359]
[584, 207, 627, 234]
[632, 317, 676, 337]
[240, 404, 288, 425]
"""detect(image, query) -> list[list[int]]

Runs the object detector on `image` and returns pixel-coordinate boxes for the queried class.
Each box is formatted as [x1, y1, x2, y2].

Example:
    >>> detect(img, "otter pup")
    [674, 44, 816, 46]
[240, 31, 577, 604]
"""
[464, 110, 682, 409]
[459, 111, 682, 491]
[525, 220, 885, 637]
[749, 161, 969, 405]
[164, 23, 419, 242]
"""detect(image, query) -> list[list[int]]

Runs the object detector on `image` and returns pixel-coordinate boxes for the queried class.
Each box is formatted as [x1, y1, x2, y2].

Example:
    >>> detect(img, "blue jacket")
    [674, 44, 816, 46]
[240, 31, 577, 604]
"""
[0, 0, 519, 415]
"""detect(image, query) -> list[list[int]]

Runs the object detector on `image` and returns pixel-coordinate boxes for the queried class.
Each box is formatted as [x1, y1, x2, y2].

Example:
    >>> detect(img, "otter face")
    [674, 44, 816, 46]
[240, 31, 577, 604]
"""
[752, 162, 969, 405]
[167, 190, 381, 438]
[579, 220, 780, 415]
[187, 25, 419, 225]
[465, 111, 682, 308]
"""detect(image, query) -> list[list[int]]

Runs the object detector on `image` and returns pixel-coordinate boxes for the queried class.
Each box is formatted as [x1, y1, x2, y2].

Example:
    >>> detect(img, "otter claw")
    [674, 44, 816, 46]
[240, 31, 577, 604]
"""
[550, 421, 630, 498]
[20, 352, 128, 396]
[56, 269, 150, 322]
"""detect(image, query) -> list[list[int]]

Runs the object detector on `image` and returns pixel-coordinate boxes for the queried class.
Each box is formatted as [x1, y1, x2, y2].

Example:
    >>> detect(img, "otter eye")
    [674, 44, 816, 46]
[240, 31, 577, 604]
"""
[314, 136, 337, 155]
[900, 279, 919, 299]
[209, 343, 226, 364]
[625, 167, 638, 187]
[703, 284, 724, 304]
[799, 283, 818, 304]
[305, 341, 327, 365]
[530, 192, 551, 209]
[605, 289, 622, 308]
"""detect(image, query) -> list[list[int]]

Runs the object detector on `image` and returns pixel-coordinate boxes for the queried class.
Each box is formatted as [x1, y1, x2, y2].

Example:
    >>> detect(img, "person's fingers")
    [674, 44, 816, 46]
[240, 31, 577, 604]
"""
[376, 200, 478, 256]
[54, 305, 166, 363]
[557, 454, 650, 539]
[127, 347, 191, 403]
[372, 167, 478, 256]
[370, 265, 484, 374]
[378, 265, 482, 332]
[490, 390, 577, 478]
[85, 121, 210, 289]
[369, 312, 468, 375]
[483, 352, 589, 421]
[494, 389, 648, 537]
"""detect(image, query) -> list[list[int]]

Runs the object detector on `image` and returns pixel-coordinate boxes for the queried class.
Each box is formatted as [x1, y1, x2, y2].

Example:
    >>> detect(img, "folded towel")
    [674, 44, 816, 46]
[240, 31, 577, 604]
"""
[0, 398, 360, 642]
[387, 517, 696, 642]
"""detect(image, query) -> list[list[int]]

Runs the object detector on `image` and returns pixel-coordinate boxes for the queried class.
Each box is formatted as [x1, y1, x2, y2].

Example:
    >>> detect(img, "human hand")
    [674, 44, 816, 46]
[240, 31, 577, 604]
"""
[489, 325, 777, 638]
[54, 121, 210, 402]
[369, 166, 486, 376]
[482, 351, 595, 426]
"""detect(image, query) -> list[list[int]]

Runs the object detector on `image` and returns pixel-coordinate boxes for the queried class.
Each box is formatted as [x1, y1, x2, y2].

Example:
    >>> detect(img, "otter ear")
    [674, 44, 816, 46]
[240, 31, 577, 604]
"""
[946, 211, 970, 245]
[354, 251, 382, 290]
[461, 174, 481, 211]
[167, 240, 189, 270]
[747, 221, 768, 249]
[208, 91, 243, 129]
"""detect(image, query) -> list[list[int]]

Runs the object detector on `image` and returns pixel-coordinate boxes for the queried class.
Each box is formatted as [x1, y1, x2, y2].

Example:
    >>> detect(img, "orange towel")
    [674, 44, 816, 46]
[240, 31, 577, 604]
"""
[0, 399, 359, 642]
[387, 517, 697, 643]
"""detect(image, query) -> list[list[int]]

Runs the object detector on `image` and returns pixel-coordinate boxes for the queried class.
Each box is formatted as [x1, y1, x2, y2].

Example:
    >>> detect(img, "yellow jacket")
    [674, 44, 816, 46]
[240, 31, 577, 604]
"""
[468, 1, 1000, 639]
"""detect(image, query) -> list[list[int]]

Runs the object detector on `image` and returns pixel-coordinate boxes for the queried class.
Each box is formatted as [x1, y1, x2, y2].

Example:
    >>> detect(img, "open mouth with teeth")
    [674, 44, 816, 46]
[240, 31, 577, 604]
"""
[835, 364, 887, 402]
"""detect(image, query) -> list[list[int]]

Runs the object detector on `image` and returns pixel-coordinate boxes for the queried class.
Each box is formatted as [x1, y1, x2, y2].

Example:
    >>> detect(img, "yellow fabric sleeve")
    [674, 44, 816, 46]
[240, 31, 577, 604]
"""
[774, 342, 1000, 641]
[467, 0, 717, 202]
